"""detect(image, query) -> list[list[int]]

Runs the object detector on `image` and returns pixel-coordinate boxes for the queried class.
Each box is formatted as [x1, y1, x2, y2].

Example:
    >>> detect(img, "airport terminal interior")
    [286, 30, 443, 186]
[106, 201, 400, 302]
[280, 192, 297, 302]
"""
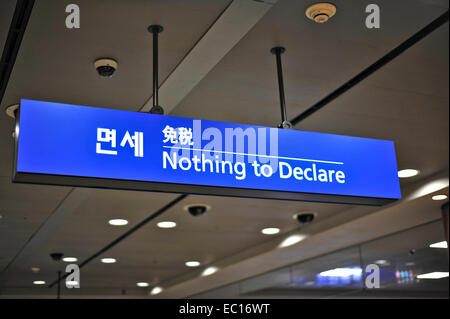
[0, 0, 448, 299]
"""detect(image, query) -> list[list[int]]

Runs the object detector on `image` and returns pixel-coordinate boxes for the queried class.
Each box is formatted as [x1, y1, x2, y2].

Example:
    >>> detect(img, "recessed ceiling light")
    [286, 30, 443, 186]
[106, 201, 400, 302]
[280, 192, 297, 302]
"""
[278, 234, 307, 248]
[398, 169, 419, 178]
[201, 266, 218, 277]
[185, 261, 201, 267]
[432, 194, 448, 201]
[101, 258, 116, 264]
[430, 241, 448, 249]
[31, 267, 40, 273]
[374, 260, 388, 265]
[33, 280, 46, 285]
[157, 221, 176, 229]
[150, 286, 163, 295]
[62, 257, 78, 263]
[417, 272, 449, 279]
[137, 282, 149, 287]
[261, 227, 280, 235]
[108, 219, 129, 226]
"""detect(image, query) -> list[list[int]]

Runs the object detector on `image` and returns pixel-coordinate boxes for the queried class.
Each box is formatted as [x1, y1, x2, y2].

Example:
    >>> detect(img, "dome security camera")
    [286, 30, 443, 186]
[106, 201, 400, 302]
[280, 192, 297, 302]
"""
[50, 252, 64, 261]
[184, 204, 211, 217]
[293, 212, 317, 225]
[94, 58, 118, 77]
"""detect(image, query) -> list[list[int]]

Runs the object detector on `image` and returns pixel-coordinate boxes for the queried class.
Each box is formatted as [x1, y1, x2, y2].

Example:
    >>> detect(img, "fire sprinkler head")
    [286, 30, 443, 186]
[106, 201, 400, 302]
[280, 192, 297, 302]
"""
[5, 104, 19, 119]
[305, 3, 337, 23]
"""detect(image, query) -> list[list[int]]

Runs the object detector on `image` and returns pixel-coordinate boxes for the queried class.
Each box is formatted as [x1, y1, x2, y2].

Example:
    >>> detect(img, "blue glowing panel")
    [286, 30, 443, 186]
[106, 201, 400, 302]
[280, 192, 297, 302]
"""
[14, 99, 401, 204]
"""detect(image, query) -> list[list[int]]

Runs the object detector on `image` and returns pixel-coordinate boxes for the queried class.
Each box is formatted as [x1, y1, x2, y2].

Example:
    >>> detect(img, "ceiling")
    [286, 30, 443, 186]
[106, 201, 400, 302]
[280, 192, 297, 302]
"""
[209, 221, 449, 299]
[0, 0, 448, 298]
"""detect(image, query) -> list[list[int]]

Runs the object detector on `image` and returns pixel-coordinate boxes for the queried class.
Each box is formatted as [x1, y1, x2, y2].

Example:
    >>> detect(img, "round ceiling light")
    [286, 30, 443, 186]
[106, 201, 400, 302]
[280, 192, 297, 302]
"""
[398, 169, 420, 178]
[305, 3, 337, 23]
[108, 219, 129, 226]
[278, 234, 307, 248]
[432, 195, 447, 201]
[62, 257, 78, 263]
[101, 258, 117, 264]
[150, 286, 163, 295]
[201, 266, 218, 277]
[157, 221, 177, 229]
[185, 261, 201, 267]
[261, 227, 280, 235]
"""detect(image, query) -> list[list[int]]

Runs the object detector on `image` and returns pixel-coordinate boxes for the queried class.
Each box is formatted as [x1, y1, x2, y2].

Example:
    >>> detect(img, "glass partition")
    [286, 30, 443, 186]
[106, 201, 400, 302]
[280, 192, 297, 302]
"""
[193, 221, 448, 298]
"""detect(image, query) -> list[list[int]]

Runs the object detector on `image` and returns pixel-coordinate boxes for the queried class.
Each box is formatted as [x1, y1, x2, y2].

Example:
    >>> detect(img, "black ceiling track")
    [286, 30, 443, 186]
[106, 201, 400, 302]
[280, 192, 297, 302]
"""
[0, 0, 35, 106]
[290, 10, 449, 126]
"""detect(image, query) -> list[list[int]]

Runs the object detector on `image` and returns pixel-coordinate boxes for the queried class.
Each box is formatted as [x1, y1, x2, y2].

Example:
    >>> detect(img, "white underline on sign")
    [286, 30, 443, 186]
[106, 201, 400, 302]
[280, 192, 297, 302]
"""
[162, 146, 344, 165]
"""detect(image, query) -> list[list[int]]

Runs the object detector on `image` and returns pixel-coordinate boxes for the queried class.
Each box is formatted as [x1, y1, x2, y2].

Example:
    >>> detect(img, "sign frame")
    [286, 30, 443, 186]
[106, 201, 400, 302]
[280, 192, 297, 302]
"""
[12, 101, 401, 206]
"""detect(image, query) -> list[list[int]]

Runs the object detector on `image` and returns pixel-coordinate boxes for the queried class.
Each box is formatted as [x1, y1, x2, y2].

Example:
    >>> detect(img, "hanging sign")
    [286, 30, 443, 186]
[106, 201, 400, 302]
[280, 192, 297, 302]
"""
[13, 99, 401, 205]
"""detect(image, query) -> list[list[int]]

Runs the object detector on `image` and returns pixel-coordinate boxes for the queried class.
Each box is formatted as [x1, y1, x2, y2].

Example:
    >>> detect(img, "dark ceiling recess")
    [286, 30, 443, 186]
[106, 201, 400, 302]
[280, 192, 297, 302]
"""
[289, 10, 449, 126]
[0, 0, 35, 106]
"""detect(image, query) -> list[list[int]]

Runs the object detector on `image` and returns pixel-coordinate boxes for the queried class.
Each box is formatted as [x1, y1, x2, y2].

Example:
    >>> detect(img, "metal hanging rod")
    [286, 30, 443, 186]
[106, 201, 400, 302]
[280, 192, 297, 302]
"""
[148, 25, 164, 115]
[271, 46, 292, 129]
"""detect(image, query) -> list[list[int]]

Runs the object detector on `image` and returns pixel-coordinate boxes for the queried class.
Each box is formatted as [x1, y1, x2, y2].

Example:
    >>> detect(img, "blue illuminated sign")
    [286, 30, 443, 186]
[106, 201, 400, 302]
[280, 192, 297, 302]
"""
[13, 99, 401, 205]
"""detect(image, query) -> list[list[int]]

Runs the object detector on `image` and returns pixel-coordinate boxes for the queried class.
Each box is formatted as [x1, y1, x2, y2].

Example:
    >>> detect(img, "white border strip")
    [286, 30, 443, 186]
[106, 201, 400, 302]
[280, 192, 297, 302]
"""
[163, 145, 344, 165]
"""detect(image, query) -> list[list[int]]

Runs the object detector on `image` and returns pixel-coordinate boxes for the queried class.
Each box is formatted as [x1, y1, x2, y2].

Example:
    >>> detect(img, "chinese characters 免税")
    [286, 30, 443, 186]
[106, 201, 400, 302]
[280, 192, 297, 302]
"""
[162, 125, 194, 146]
